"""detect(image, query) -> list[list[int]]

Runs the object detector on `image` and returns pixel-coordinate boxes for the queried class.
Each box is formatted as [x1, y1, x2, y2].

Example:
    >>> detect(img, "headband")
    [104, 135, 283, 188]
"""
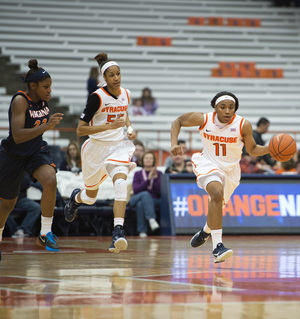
[21, 69, 49, 83]
[100, 61, 119, 75]
[215, 95, 236, 106]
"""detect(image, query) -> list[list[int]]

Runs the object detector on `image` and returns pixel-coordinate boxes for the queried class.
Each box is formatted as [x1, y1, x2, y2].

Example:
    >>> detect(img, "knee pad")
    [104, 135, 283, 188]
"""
[114, 178, 127, 202]
[80, 189, 97, 205]
[106, 164, 129, 179]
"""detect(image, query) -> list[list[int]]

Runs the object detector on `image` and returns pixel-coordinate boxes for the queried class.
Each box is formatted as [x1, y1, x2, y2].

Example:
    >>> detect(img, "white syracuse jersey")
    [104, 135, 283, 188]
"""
[88, 87, 131, 142]
[199, 111, 245, 172]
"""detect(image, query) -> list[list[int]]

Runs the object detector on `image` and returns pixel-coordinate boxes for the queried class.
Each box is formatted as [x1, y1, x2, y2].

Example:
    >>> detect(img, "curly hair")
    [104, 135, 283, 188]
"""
[210, 91, 239, 112]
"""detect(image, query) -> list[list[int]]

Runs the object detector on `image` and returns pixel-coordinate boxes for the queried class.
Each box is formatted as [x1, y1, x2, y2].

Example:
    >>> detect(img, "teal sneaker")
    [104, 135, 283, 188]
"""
[36, 232, 60, 252]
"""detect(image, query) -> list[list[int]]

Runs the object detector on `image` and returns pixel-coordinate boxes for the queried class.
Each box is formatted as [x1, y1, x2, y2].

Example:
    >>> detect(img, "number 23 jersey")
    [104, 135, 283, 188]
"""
[199, 111, 245, 172]
[1, 91, 49, 156]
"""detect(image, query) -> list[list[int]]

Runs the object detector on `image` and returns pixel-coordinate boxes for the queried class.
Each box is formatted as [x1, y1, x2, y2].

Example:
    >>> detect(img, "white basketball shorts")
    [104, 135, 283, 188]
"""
[191, 152, 241, 207]
[81, 138, 136, 190]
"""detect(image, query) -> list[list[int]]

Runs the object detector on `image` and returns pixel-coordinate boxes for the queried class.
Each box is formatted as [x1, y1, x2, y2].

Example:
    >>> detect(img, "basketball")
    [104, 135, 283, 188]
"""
[268, 134, 297, 162]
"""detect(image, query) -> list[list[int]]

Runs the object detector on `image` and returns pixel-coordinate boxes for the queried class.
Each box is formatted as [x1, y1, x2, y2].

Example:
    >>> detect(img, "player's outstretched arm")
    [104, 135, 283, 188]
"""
[170, 112, 204, 156]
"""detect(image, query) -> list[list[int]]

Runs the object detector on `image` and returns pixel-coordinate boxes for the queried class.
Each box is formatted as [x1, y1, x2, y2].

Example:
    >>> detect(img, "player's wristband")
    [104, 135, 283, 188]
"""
[127, 126, 133, 134]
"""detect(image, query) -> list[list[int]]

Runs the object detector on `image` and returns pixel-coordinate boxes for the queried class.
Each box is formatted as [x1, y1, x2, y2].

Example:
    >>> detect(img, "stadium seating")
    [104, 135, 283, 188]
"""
[0, 0, 300, 151]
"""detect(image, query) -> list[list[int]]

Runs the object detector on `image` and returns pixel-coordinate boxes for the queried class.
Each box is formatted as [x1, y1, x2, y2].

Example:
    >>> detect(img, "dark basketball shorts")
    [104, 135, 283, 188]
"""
[0, 147, 56, 200]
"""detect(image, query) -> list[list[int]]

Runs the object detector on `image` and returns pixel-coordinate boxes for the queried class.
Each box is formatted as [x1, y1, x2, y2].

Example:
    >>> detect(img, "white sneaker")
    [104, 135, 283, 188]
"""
[12, 229, 25, 238]
[149, 218, 159, 231]
[139, 232, 147, 238]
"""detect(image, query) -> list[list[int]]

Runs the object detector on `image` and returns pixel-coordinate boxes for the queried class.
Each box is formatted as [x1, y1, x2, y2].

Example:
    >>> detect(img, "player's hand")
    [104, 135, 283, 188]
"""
[111, 114, 125, 129]
[171, 145, 183, 156]
[47, 113, 64, 129]
[127, 131, 136, 140]
[126, 125, 136, 140]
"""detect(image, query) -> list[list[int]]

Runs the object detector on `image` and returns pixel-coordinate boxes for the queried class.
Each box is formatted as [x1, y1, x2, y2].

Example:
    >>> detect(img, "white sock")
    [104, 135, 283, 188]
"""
[203, 222, 211, 234]
[40, 216, 53, 235]
[149, 218, 159, 231]
[149, 218, 156, 225]
[211, 229, 222, 250]
[114, 217, 124, 228]
[0, 227, 4, 242]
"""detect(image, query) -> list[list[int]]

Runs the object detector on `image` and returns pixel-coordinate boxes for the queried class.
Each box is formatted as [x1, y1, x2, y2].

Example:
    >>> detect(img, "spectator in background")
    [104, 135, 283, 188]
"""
[296, 161, 300, 174]
[60, 141, 81, 174]
[131, 140, 145, 167]
[275, 158, 297, 174]
[164, 139, 190, 168]
[165, 153, 189, 174]
[251, 117, 276, 167]
[240, 154, 271, 174]
[140, 87, 158, 115]
[296, 150, 300, 162]
[185, 159, 194, 174]
[5, 172, 41, 238]
[128, 151, 161, 237]
[87, 67, 100, 98]
[128, 98, 147, 116]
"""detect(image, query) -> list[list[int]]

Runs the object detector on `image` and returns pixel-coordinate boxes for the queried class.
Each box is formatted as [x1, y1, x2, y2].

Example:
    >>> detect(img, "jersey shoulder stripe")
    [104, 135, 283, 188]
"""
[199, 113, 208, 131]
[239, 118, 245, 138]
[92, 91, 102, 110]
[124, 89, 130, 104]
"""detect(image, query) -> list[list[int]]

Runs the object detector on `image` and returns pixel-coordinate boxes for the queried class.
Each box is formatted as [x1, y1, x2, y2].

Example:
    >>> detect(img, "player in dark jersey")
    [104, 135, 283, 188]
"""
[0, 59, 63, 261]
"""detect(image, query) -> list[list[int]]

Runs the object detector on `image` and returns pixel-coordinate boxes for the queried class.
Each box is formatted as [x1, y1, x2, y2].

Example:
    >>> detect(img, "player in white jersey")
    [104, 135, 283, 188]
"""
[170, 91, 271, 263]
[64, 53, 136, 253]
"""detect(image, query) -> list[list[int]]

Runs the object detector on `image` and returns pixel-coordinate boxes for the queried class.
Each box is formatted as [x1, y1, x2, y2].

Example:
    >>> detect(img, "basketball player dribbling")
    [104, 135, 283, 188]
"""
[0, 59, 64, 261]
[170, 91, 271, 263]
[64, 53, 137, 253]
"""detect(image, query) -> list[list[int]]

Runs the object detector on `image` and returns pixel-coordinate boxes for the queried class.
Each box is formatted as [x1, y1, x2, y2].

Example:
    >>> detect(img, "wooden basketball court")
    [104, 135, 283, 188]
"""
[0, 235, 299, 319]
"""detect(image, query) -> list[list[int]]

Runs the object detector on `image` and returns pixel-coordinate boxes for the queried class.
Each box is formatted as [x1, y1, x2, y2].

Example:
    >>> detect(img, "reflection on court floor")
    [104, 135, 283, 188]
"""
[0, 235, 299, 319]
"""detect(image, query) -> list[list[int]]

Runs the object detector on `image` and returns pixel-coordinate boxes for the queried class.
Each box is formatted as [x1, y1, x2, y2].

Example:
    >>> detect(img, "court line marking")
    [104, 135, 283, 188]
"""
[1, 300, 300, 309]
[125, 276, 241, 291]
[132, 269, 292, 278]
[0, 275, 242, 292]
[2, 250, 86, 254]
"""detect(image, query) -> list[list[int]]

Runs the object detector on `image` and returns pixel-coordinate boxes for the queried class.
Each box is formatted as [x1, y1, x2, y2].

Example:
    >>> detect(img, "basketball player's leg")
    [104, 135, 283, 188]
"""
[206, 179, 233, 263]
[64, 161, 105, 222]
[0, 198, 18, 262]
[0, 198, 18, 228]
[190, 174, 223, 249]
[33, 164, 60, 252]
[33, 164, 57, 218]
[106, 164, 129, 253]
[0, 197, 18, 241]
[0, 154, 24, 253]
[206, 180, 224, 230]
